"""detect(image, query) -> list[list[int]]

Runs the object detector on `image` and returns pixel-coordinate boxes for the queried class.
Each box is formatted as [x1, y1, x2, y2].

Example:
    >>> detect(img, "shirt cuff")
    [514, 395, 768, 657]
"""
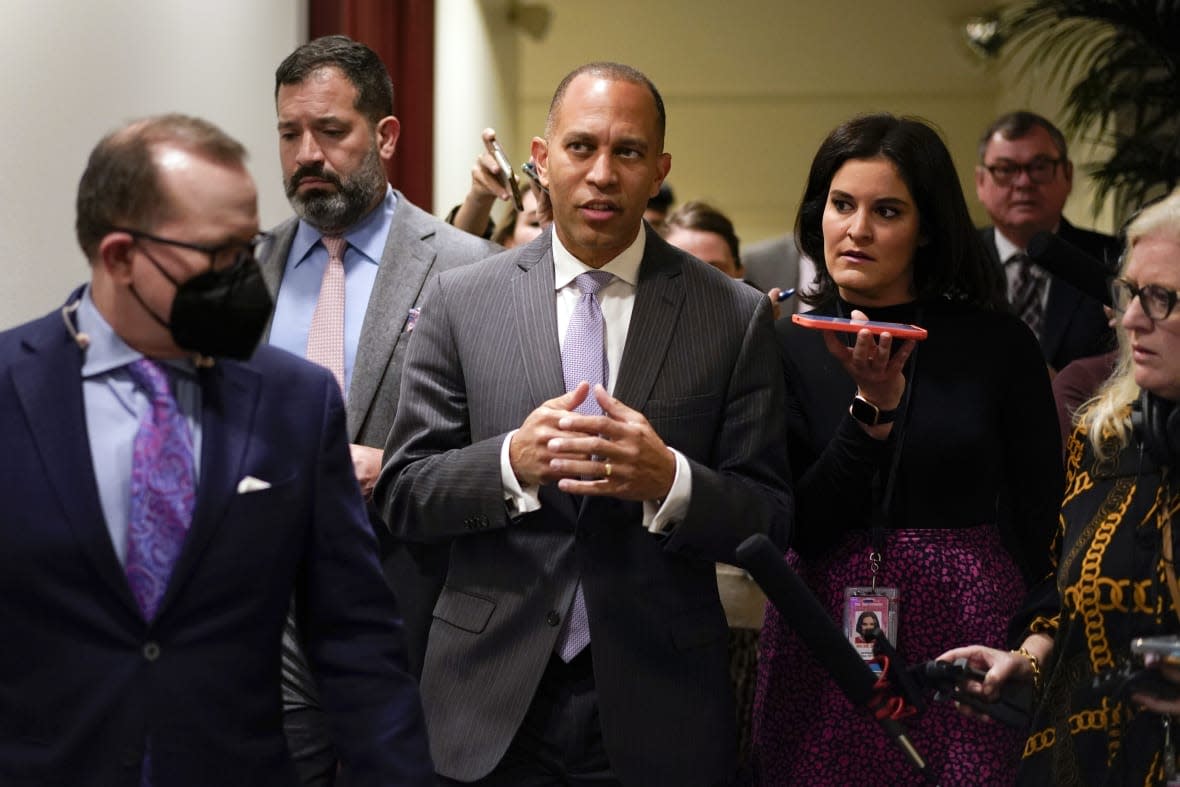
[501, 430, 541, 517]
[645, 448, 691, 533]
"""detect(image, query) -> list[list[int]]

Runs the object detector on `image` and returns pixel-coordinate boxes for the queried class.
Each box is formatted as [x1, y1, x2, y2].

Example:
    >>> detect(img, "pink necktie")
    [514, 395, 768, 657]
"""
[125, 358, 195, 622]
[307, 235, 347, 392]
[555, 270, 614, 661]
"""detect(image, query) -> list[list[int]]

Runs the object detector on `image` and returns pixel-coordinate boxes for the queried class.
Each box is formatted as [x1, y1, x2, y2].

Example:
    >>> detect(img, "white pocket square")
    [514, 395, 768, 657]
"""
[236, 475, 271, 494]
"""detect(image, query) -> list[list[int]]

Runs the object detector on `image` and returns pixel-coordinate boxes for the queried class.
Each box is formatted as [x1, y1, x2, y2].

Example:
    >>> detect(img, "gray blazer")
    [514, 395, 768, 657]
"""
[375, 226, 793, 785]
[257, 190, 500, 449]
[258, 192, 497, 785]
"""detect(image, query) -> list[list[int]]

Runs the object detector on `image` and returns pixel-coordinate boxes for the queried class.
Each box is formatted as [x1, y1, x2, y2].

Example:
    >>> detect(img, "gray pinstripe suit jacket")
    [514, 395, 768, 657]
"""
[376, 225, 793, 785]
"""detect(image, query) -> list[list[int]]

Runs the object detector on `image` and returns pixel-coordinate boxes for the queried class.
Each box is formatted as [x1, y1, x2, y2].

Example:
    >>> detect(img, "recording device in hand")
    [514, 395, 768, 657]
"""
[1026, 230, 1115, 307]
[1131, 391, 1180, 468]
[919, 659, 1031, 729]
[736, 534, 934, 783]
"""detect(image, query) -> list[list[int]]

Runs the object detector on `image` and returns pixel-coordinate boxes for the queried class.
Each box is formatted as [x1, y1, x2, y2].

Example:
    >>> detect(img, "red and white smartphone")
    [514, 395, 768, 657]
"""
[791, 313, 928, 341]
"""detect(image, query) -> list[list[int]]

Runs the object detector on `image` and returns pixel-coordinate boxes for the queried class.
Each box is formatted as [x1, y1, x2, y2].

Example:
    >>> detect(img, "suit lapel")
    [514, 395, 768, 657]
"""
[510, 236, 576, 522]
[348, 194, 435, 441]
[1041, 276, 1080, 364]
[257, 217, 299, 340]
[511, 235, 565, 410]
[613, 232, 685, 412]
[155, 361, 261, 617]
[980, 227, 1001, 267]
[11, 322, 140, 614]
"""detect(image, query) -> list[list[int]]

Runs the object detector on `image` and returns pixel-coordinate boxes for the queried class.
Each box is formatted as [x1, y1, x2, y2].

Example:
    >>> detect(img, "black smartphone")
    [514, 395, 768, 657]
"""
[522, 160, 551, 193]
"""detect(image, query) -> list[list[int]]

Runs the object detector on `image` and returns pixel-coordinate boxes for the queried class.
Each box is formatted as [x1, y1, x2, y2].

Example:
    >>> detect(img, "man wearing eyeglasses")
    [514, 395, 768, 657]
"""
[0, 114, 432, 785]
[975, 110, 1120, 372]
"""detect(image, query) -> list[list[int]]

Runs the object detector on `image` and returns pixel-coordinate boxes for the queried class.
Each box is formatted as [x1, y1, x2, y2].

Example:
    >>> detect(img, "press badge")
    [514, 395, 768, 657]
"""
[843, 586, 900, 662]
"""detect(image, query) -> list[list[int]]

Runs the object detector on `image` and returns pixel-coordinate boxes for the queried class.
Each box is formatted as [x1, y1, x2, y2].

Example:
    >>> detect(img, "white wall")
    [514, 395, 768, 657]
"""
[433, 0, 519, 223]
[0, 0, 306, 328]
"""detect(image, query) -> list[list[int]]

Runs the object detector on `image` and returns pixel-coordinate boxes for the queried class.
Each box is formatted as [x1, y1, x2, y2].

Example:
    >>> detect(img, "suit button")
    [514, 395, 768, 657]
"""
[142, 641, 161, 661]
[546, 610, 561, 627]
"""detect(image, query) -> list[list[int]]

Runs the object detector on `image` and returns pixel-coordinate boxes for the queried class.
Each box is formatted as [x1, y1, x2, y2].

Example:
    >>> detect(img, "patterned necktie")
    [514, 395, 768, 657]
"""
[125, 359, 196, 621]
[1011, 253, 1047, 339]
[555, 270, 614, 662]
[307, 235, 347, 392]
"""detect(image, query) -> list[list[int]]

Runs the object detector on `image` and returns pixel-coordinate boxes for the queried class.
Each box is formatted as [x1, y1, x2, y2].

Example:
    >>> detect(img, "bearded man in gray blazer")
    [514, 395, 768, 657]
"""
[376, 62, 792, 786]
[256, 35, 496, 786]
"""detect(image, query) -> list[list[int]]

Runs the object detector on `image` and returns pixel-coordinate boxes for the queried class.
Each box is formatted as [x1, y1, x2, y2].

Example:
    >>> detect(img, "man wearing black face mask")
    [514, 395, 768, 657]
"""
[0, 114, 433, 786]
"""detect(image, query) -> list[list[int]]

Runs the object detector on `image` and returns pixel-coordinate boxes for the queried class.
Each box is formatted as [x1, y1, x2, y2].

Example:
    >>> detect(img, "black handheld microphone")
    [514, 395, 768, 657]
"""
[1026, 231, 1114, 306]
[736, 534, 934, 783]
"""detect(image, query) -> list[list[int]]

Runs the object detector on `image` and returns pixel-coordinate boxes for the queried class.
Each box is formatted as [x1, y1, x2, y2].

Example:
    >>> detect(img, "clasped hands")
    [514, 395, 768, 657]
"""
[508, 382, 675, 501]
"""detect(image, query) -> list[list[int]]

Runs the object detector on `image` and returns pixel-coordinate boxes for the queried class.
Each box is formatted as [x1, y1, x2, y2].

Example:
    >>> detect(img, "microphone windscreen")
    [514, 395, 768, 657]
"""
[1025, 231, 1114, 306]
[736, 534, 878, 706]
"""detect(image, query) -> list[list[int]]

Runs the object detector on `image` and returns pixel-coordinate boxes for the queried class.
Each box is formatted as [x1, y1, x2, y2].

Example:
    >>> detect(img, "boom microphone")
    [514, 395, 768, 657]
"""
[1026, 231, 1114, 306]
[736, 534, 933, 783]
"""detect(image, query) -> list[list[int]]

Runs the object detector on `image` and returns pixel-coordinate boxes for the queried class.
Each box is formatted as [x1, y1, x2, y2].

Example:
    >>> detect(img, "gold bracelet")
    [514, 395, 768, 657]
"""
[1012, 647, 1043, 692]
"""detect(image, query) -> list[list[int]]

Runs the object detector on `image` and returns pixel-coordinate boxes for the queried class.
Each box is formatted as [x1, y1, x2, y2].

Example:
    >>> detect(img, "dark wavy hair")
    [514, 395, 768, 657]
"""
[275, 35, 394, 125]
[795, 113, 1004, 309]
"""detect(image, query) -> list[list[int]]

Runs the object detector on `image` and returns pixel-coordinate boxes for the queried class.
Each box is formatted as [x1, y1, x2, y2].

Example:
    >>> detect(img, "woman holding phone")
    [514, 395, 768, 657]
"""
[750, 114, 1063, 784]
[941, 189, 1180, 785]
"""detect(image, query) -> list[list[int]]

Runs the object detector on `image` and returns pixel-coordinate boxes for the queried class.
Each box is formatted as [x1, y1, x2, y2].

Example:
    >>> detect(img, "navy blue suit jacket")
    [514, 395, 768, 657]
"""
[0, 298, 432, 786]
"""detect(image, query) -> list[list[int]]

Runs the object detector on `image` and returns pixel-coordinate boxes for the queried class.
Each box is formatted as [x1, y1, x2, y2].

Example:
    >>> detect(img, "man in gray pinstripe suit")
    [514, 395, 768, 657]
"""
[376, 62, 792, 786]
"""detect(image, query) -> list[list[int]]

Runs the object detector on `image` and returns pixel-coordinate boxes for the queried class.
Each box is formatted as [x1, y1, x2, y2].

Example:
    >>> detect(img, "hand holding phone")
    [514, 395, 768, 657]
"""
[482, 132, 523, 211]
[791, 313, 928, 341]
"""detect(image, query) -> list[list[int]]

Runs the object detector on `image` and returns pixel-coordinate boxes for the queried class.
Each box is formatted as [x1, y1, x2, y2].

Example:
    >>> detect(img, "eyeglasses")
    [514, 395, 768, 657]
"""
[1110, 277, 1180, 322]
[981, 157, 1063, 186]
[111, 227, 270, 272]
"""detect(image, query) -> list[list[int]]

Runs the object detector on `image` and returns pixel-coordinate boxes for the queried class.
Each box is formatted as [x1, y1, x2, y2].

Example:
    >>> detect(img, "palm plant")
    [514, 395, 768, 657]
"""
[998, 0, 1180, 221]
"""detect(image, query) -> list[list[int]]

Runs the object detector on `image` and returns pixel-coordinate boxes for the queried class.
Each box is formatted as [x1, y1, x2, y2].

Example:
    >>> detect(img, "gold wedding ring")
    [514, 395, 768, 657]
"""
[604, 462, 612, 478]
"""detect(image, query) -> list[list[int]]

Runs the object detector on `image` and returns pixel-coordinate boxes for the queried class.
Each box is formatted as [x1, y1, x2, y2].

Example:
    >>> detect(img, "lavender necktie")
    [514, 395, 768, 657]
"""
[125, 358, 196, 622]
[555, 270, 613, 661]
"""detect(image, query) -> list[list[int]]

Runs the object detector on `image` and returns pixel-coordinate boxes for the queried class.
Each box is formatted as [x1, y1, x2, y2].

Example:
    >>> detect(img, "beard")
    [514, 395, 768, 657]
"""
[285, 143, 388, 232]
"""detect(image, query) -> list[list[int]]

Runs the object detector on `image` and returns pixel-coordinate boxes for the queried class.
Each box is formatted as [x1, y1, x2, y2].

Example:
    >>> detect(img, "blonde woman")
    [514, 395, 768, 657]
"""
[943, 188, 1180, 786]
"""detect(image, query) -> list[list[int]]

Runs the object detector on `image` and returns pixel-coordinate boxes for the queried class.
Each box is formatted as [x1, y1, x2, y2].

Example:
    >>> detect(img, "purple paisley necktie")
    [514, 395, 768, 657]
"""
[124, 358, 196, 622]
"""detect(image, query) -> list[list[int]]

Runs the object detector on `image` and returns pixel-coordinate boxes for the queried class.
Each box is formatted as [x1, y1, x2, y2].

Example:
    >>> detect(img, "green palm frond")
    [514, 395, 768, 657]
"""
[998, 0, 1180, 219]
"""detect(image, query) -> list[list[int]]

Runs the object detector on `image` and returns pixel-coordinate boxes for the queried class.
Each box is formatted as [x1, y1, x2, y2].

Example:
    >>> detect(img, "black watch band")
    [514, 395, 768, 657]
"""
[850, 394, 898, 426]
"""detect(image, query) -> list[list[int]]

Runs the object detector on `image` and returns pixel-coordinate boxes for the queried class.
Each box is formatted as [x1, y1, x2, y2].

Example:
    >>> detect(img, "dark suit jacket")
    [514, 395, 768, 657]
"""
[375, 227, 793, 785]
[0, 302, 432, 787]
[981, 219, 1120, 370]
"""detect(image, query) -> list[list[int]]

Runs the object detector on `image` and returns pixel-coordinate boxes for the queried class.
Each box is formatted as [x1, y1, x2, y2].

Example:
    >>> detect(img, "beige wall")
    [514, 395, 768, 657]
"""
[482, 0, 1113, 248]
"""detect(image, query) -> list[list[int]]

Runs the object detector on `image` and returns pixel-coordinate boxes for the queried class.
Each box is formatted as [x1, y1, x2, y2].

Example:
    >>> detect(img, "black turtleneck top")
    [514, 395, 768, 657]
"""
[776, 296, 1064, 583]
